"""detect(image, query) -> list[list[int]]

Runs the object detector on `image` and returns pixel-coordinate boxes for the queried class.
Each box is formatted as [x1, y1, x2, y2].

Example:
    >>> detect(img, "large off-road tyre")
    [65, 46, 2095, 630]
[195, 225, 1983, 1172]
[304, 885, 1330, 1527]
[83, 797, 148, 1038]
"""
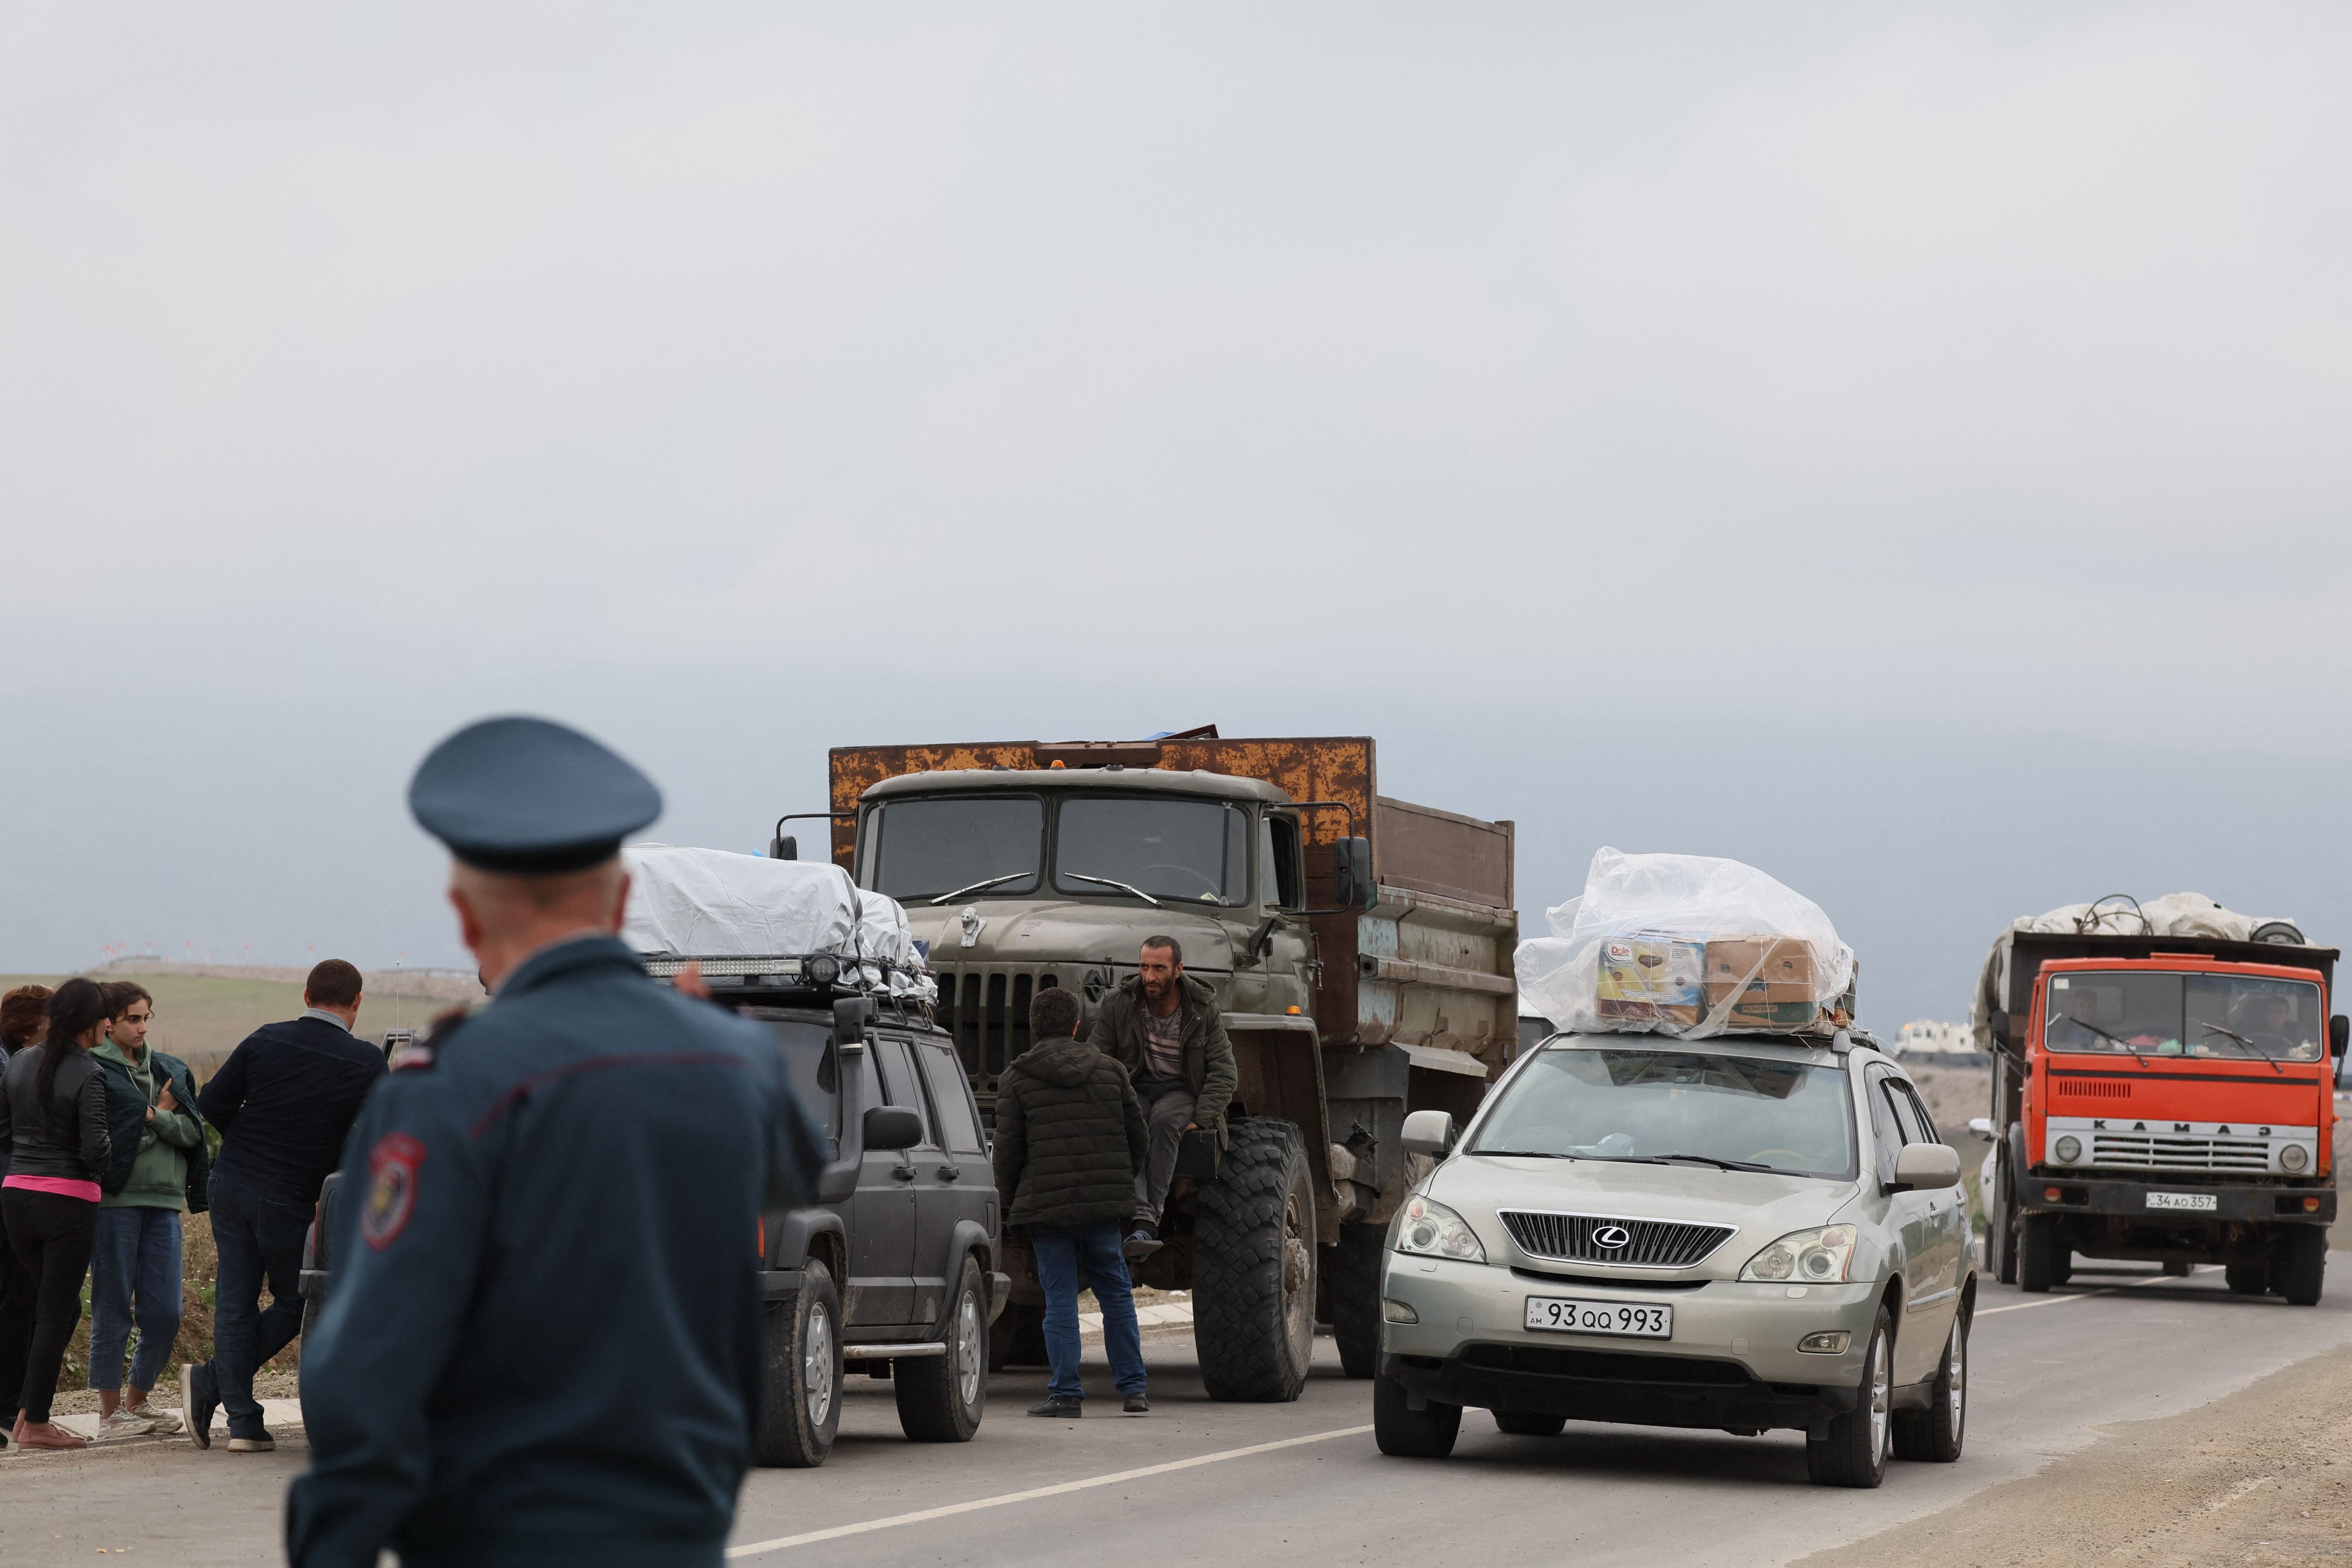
[1328, 1222, 1384, 1380]
[757, 1260, 842, 1468]
[989, 1300, 1046, 1373]
[1807, 1308, 1892, 1488]
[1194, 1118, 1318, 1402]
[2224, 1261, 2273, 1296]
[897, 1255, 988, 1442]
[1492, 1410, 1568, 1436]
[1892, 1311, 1967, 1463]
[1990, 1157, 2017, 1286]
[2017, 1213, 2061, 1294]
[2278, 1226, 2327, 1307]
[1373, 1372, 1461, 1457]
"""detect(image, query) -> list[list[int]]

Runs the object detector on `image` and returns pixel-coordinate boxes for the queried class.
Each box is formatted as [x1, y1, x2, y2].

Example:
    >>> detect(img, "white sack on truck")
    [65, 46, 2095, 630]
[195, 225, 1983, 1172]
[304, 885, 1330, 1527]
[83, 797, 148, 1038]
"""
[1968, 893, 2302, 1054]
[1515, 847, 1856, 1039]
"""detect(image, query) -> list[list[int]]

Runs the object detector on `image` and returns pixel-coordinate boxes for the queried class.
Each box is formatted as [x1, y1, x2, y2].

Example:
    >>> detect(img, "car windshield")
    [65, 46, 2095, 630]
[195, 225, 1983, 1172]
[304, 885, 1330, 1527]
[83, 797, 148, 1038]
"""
[864, 796, 1043, 901]
[1052, 795, 1249, 906]
[2045, 971, 2326, 1061]
[1468, 1043, 1858, 1180]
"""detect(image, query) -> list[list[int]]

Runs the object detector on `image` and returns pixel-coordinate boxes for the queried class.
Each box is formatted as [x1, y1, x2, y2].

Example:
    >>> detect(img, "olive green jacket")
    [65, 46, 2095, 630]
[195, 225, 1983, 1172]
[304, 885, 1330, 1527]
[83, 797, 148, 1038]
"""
[1087, 973, 1237, 1146]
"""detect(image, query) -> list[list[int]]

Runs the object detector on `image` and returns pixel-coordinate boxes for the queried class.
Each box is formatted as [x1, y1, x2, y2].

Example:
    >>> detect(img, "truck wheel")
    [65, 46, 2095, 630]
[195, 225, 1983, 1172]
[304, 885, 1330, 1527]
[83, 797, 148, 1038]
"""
[1892, 1312, 1966, 1463]
[2224, 1262, 2273, 1296]
[897, 1255, 988, 1442]
[1195, 1118, 1317, 1402]
[989, 1301, 1046, 1372]
[2016, 1214, 2059, 1294]
[757, 1260, 842, 1468]
[1492, 1410, 1567, 1436]
[2278, 1227, 2326, 1307]
[1806, 1308, 1892, 1488]
[1327, 1222, 1384, 1380]
[1373, 1372, 1460, 1457]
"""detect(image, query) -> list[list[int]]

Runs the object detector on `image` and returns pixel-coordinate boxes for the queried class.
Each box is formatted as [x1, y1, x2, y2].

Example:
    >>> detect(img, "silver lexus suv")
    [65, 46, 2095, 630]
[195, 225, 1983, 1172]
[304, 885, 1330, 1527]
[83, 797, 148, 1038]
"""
[1375, 1030, 1971, 1488]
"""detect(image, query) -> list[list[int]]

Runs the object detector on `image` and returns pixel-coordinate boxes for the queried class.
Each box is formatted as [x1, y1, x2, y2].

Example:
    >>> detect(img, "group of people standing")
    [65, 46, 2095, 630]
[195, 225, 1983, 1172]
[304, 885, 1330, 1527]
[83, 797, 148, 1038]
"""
[0, 960, 386, 1452]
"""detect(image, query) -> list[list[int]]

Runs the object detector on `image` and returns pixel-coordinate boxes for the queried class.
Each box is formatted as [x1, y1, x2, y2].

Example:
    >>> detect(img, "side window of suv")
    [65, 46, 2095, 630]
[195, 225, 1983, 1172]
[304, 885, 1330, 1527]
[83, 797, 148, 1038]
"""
[1865, 1069, 1908, 1186]
[1896, 1083, 1940, 1146]
[917, 1040, 985, 1154]
[874, 1037, 937, 1148]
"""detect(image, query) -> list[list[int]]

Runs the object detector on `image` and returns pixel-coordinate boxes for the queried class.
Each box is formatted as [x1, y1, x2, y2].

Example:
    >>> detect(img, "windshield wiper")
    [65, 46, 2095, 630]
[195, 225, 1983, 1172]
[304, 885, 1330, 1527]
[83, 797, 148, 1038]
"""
[1066, 873, 1162, 908]
[2200, 1023, 2287, 1074]
[2069, 1017, 2153, 1069]
[1582, 1154, 1774, 1172]
[1477, 1149, 1578, 1159]
[928, 872, 1029, 906]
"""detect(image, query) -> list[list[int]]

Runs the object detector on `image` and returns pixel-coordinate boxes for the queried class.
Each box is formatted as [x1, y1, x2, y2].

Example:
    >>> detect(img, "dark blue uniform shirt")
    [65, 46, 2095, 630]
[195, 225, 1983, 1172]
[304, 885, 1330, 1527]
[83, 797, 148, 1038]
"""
[286, 936, 824, 1568]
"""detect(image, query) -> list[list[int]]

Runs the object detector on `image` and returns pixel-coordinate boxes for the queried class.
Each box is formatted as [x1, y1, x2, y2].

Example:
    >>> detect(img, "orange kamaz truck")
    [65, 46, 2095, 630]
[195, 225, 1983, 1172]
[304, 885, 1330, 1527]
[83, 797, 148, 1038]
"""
[1980, 925, 2344, 1303]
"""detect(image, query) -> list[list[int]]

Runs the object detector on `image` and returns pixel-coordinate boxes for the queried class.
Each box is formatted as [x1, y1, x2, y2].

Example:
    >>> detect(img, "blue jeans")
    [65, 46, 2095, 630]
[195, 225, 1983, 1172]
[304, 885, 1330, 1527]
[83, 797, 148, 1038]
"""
[203, 1174, 311, 1435]
[89, 1206, 183, 1393]
[1031, 1221, 1147, 1402]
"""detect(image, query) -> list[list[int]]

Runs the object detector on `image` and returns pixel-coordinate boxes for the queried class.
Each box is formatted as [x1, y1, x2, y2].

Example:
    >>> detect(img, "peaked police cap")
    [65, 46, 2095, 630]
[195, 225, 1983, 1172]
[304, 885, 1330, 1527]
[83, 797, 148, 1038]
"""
[409, 716, 661, 874]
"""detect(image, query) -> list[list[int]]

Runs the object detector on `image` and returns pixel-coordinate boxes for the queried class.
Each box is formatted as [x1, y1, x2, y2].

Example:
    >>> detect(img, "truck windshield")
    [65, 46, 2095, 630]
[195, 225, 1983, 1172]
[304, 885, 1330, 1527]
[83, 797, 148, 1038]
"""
[864, 796, 1043, 901]
[1468, 1044, 1858, 1180]
[2045, 971, 2326, 1061]
[1052, 796, 1249, 906]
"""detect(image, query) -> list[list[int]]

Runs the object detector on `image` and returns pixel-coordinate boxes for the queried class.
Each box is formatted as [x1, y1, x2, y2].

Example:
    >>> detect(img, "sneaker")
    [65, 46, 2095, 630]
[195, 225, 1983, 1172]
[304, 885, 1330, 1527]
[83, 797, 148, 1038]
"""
[131, 1404, 182, 1436]
[227, 1429, 276, 1453]
[1026, 1397, 1084, 1418]
[1122, 1227, 1164, 1262]
[1123, 1392, 1151, 1415]
[181, 1364, 217, 1451]
[98, 1407, 159, 1438]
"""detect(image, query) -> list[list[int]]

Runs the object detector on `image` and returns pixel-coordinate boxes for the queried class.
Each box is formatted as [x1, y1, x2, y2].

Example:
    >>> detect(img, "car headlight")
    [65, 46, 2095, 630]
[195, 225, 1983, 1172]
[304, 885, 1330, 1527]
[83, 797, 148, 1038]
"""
[2281, 1143, 2311, 1172]
[1740, 1224, 1858, 1284]
[1394, 1195, 1486, 1263]
[2054, 1135, 2082, 1163]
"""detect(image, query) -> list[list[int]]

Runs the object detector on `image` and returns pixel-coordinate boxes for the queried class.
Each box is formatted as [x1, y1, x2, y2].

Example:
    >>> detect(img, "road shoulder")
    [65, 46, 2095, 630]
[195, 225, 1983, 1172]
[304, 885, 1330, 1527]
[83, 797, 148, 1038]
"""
[1793, 1338, 2352, 1567]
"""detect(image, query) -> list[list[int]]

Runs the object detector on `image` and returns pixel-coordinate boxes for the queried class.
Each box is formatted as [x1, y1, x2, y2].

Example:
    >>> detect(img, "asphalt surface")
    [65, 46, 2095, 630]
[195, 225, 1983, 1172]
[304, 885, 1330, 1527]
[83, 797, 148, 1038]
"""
[7, 1253, 2350, 1567]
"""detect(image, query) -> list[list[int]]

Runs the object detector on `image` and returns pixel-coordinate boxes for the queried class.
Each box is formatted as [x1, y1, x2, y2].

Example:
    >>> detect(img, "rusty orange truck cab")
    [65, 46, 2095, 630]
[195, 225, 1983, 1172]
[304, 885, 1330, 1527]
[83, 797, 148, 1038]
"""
[1984, 935, 2345, 1304]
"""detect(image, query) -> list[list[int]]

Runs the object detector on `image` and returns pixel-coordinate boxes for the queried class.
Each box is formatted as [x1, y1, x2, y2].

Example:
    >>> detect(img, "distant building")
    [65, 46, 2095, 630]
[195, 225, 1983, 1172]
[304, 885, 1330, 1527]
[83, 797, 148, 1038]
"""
[1897, 1020, 1979, 1058]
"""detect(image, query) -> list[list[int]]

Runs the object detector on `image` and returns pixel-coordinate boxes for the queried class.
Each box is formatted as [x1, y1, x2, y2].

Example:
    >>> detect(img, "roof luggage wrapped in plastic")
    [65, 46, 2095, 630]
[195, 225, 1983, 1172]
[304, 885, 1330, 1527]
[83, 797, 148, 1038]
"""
[1515, 847, 1855, 1039]
[621, 844, 936, 1002]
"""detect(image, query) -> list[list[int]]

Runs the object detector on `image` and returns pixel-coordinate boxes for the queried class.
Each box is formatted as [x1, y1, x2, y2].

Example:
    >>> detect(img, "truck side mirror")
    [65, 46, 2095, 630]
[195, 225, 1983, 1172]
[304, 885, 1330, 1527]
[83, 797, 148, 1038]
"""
[862, 1105, 923, 1151]
[2332, 1015, 2348, 1060]
[832, 996, 872, 1049]
[1331, 837, 1374, 911]
[1401, 1108, 1455, 1157]
[769, 833, 798, 861]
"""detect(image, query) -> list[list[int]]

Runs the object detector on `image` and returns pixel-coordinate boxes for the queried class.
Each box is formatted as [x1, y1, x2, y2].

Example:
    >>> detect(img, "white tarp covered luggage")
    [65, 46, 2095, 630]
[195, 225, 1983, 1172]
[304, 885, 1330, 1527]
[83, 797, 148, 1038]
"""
[1514, 847, 1856, 1039]
[621, 845, 937, 1001]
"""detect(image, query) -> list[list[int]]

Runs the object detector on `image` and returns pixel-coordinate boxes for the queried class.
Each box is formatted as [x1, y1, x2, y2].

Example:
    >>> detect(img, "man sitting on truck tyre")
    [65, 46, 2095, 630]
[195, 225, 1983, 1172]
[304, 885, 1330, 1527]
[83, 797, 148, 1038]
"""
[994, 984, 1151, 1417]
[1088, 937, 1238, 1255]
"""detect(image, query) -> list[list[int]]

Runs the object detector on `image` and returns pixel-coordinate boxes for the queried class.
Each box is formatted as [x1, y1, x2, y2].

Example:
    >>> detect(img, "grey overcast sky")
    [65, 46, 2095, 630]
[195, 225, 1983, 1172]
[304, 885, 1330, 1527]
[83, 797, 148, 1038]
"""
[3, 3, 2347, 1026]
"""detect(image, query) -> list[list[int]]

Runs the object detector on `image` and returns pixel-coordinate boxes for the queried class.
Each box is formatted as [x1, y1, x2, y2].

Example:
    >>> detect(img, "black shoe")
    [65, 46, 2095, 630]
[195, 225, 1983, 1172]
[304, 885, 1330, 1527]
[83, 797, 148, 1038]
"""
[227, 1428, 275, 1453]
[1027, 1397, 1083, 1418]
[181, 1363, 217, 1451]
[1123, 1392, 1151, 1415]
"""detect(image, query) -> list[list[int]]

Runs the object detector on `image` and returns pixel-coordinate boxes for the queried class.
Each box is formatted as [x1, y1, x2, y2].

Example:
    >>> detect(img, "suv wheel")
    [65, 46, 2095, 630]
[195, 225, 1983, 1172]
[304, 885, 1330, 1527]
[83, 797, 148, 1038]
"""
[1372, 1373, 1460, 1458]
[1892, 1311, 1966, 1463]
[757, 1260, 842, 1467]
[897, 1255, 988, 1442]
[1195, 1118, 1317, 1402]
[2278, 1226, 2326, 1307]
[1327, 1222, 1384, 1380]
[1807, 1308, 1892, 1488]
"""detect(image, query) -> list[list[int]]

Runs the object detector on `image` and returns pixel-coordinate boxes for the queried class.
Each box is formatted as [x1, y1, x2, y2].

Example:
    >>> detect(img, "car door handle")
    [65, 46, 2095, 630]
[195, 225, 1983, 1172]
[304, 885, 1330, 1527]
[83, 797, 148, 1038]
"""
[937, 1166, 961, 1181]
[892, 1166, 917, 1182]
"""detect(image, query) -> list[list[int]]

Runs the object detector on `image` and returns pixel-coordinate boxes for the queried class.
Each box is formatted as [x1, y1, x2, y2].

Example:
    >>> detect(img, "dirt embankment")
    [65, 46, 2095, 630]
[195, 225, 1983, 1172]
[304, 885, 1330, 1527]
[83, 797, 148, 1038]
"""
[1795, 1341, 2352, 1568]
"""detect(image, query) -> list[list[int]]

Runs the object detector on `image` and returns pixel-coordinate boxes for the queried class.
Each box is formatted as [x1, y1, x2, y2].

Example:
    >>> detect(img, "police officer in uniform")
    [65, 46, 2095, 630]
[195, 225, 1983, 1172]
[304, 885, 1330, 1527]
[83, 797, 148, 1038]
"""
[287, 717, 824, 1568]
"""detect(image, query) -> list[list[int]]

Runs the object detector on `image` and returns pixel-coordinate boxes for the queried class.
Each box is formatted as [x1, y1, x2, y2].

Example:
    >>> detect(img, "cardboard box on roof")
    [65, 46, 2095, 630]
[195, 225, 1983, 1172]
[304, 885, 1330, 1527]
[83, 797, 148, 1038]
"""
[1596, 932, 1705, 1028]
[1704, 936, 1823, 993]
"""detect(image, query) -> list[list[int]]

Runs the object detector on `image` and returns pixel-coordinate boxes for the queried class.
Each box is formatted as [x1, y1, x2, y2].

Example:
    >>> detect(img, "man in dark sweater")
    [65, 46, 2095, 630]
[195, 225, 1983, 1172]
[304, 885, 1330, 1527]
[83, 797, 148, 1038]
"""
[992, 985, 1149, 1418]
[186, 959, 388, 1451]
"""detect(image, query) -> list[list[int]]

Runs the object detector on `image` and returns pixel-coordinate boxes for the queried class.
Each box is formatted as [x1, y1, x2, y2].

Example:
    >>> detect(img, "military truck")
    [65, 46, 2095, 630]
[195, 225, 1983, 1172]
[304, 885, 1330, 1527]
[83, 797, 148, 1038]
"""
[776, 732, 1517, 1401]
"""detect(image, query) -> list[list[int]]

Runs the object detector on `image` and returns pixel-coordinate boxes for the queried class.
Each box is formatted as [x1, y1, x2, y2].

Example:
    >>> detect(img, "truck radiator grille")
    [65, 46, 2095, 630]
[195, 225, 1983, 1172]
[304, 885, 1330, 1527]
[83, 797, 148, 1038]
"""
[2090, 1134, 2271, 1173]
[931, 965, 1060, 1100]
[1499, 1212, 1737, 1269]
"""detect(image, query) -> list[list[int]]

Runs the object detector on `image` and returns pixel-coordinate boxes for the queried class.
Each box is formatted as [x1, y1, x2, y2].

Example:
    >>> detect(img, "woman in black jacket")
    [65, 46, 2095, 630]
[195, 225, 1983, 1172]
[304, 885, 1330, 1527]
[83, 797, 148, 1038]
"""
[0, 978, 115, 1449]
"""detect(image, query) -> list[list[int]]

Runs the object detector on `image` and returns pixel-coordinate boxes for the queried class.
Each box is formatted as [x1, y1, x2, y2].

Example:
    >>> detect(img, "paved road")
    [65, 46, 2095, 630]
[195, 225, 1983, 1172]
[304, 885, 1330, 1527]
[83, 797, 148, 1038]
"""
[6, 1256, 2350, 1566]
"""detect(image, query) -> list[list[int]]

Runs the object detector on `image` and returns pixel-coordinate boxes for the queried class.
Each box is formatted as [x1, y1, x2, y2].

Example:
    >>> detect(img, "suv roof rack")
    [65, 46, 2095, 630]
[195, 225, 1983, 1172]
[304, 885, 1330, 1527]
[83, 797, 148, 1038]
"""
[638, 952, 937, 1013]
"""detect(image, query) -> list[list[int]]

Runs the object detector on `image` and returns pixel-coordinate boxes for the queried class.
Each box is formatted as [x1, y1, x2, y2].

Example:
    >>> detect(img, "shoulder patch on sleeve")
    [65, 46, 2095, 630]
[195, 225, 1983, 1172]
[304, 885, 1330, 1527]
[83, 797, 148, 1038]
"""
[362, 1133, 427, 1250]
